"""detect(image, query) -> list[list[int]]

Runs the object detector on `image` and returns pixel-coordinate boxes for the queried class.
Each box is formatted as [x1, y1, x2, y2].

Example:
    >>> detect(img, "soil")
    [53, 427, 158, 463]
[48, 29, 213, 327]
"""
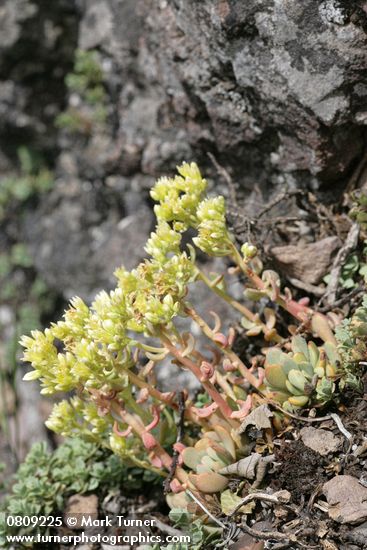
[272, 440, 329, 503]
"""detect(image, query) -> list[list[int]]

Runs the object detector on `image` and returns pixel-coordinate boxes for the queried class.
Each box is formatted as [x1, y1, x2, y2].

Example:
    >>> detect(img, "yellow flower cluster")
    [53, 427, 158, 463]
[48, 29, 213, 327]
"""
[21, 162, 236, 450]
[193, 196, 234, 256]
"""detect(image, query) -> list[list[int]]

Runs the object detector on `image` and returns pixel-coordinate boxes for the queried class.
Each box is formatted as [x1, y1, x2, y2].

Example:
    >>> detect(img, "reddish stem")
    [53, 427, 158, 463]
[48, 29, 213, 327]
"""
[232, 247, 317, 324]
[161, 334, 235, 419]
[186, 307, 260, 390]
[127, 370, 177, 407]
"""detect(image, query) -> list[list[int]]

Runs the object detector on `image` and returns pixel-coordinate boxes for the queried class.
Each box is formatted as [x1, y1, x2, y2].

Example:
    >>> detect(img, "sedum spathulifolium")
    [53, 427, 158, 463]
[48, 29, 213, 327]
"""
[20, 162, 363, 506]
[21, 163, 236, 481]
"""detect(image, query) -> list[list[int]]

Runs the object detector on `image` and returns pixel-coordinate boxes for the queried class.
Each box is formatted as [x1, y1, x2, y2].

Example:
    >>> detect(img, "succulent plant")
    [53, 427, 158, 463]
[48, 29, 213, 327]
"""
[179, 424, 242, 495]
[20, 161, 362, 528]
[263, 336, 340, 410]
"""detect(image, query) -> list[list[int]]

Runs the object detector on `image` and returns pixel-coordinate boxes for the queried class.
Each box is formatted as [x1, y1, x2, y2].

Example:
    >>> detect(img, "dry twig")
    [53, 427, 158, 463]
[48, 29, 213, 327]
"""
[268, 401, 332, 423]
[240, 517, 296, 543]
[330, 413, 353, 440]
[229, 491, 295, 518]
[186, 489, 226, 529]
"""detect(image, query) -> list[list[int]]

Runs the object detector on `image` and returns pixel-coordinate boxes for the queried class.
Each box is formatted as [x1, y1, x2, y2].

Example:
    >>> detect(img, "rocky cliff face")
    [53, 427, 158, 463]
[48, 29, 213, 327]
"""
[0, 0, 78, 167]
[1, 0, 367, 298]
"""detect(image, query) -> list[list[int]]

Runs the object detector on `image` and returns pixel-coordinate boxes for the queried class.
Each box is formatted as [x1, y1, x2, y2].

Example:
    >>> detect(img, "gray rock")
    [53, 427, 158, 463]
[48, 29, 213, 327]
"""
[0, 0, 78, 159]
[300, 427, 342, 456]
[323, 475, 367, 524]
[345, 521, 367, 546]
[23, 187, 154, 301]
[271, 237, 341, 284]
[1, 0, 366, 312]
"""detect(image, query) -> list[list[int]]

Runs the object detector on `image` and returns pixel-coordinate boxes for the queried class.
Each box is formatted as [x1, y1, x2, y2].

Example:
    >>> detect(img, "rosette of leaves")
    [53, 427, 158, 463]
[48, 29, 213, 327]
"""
[180, 426, 237, 494]
[263, 336, 340, 409]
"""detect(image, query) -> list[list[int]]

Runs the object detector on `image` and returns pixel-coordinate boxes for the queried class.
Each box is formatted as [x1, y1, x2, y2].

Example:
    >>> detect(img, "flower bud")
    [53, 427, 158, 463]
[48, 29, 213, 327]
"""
[241, 242, 257, 259]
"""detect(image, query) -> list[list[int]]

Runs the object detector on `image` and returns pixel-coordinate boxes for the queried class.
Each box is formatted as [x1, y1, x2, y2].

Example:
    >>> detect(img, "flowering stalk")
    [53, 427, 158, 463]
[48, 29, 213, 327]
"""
[118, 409, 171, 468]
[230, 245, 311, 322]
[21, 161, 346, 505]
[185, 306, 261, 390]
[159, 332, 235, 420]
[197, 268, 283, 343]
[230, 244, 336, 344]
[126, 370, 176, 406]
[197, 268, 258, 322]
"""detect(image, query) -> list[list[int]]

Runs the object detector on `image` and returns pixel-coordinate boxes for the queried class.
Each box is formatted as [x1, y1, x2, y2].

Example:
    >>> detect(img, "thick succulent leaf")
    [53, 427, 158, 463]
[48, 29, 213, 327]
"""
[292, 336, 310, 360]
[207, 444, 232, 465]
[213, 425, 236, 459]
[264, 308, 276, 329]
[199, 431, 221, 443]
[210, 414, 235, 432]
[324, 342, 340, 365]
[293, 352, 307, 364]
[230, 428, 245, 450]
[326, 363, 337, 377]
[314, 366, 325, 377]
[265, 364, 288, 391]
[307, 341, 319, 367]
[166, 491, 191, 510]
[288, 395, 309, 407]
[195, 438, 213, 451]
[311, 313, 336, 344]
[296, 360, 314, 378]
[243, 288, 266, 301]
[182, 447, 206, 469]
[240, 317, 257, 330]
[201, 455, 221, 472]
[265, 348, 286, 365]
[196, 463, 213, 474]
[264, 390, 291, 404]
[246, 325, 263, 337]
[283, 357, 301, 375]
[189, 472, 229, 493]
[285, 379, 306, 396]
[287, 369, 308, 392]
